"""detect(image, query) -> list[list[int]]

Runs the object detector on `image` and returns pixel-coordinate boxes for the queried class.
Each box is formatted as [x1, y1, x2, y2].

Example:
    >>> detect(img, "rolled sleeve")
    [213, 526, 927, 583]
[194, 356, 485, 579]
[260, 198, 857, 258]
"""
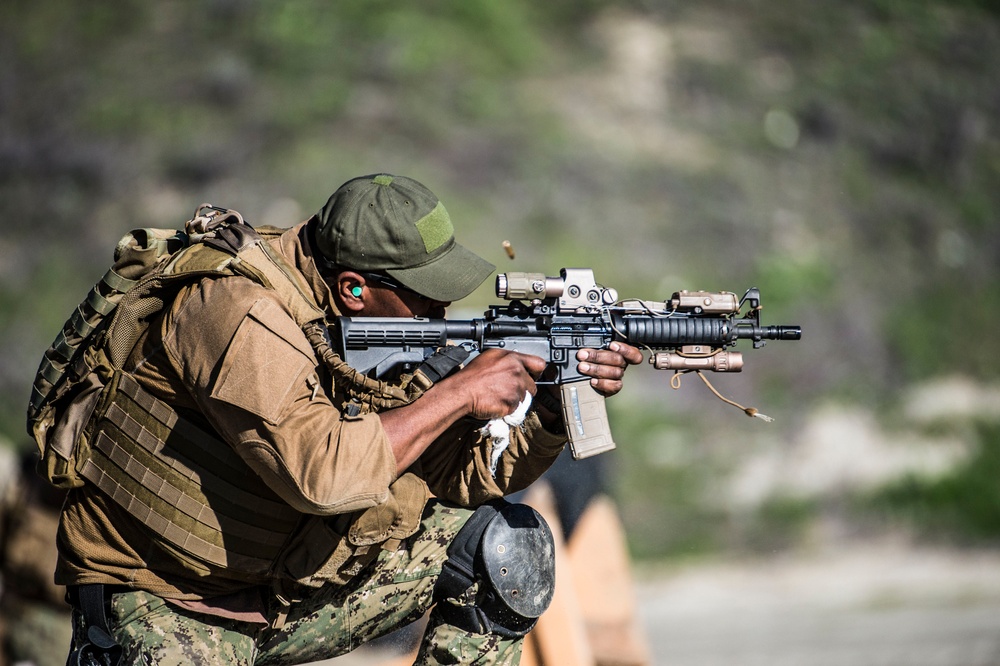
[416, 410, 566, 506]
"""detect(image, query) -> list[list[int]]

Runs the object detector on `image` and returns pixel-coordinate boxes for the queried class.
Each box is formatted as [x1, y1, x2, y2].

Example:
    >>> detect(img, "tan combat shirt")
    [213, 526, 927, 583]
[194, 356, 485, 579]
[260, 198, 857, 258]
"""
[55, 221, 567, 601]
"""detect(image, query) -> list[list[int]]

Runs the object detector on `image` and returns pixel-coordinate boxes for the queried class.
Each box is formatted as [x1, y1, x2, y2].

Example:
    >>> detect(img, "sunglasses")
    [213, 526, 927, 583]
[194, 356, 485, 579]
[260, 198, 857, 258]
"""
[358, 272, 429, 301]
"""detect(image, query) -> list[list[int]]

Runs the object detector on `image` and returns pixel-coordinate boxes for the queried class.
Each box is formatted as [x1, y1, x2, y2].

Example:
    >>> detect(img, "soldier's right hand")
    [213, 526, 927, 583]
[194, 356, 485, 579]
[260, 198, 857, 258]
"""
[451, 348, 547, 421]
[379, 348, 547, 474]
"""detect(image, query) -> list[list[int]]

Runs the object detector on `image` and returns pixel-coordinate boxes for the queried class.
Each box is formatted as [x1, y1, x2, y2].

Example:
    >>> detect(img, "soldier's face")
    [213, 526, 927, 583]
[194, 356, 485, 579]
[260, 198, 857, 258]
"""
[362, 283, 450, 319]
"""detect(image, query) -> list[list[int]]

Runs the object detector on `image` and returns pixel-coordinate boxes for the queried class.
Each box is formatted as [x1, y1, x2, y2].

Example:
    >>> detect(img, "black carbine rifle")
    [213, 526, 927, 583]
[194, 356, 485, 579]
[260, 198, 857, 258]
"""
[334, 268, 801, 460]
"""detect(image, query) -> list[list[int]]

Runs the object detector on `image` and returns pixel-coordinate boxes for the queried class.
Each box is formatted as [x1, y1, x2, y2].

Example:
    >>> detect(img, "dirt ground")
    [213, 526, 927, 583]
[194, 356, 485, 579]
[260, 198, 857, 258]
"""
[633, 541, 1000, 666]
[315, 540, 1000, 666]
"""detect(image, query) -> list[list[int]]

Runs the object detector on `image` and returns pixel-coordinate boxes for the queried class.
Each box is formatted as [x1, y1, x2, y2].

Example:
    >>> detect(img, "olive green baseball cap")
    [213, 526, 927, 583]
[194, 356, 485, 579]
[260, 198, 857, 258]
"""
[313, 174, 495, 302]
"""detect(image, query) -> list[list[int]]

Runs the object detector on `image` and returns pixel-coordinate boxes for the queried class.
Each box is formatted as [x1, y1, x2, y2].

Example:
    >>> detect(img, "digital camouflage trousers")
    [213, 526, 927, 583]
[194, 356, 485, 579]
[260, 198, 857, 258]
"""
[67, 500, 523, 666]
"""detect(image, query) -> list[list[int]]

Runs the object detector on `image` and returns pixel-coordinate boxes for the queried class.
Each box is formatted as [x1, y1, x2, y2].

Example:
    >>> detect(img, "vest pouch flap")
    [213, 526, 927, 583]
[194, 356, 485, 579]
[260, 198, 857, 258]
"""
[37, 372, 107, 489]
[348, 472, 429, 547]
[212, 297, 315, 425]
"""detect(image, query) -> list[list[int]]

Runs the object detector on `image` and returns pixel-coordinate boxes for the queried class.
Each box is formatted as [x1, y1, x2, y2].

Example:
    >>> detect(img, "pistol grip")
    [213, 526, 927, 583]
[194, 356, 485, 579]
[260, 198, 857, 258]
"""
[560, 379, 616, 460]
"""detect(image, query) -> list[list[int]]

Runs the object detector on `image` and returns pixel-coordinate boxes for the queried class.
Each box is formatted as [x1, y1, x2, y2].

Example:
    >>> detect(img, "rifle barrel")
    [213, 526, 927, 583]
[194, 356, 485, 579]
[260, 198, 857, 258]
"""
[743, 325, 801, 341]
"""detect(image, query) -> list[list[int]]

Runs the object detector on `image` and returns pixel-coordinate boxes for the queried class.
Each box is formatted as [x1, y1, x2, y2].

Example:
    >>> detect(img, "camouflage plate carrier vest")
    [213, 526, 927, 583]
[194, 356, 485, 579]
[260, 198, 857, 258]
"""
[26, 206, 434, 585]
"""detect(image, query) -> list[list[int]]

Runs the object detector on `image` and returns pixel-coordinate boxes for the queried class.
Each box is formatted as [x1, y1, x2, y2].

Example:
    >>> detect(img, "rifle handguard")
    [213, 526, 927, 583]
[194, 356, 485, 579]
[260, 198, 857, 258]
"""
[560, 379, 616, 460]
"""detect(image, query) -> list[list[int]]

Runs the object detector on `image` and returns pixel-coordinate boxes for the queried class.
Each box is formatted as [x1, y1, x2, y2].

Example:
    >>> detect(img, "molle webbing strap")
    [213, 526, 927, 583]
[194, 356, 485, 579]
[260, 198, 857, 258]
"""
[111, 375, 297, 526]
[28, 267, 139, 420]
[81, 373, 301, 574]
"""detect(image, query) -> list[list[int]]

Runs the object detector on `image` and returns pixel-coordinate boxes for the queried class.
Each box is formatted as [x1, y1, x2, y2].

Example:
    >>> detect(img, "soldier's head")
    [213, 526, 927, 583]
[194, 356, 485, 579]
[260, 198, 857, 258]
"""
[311, 174, 494, 317]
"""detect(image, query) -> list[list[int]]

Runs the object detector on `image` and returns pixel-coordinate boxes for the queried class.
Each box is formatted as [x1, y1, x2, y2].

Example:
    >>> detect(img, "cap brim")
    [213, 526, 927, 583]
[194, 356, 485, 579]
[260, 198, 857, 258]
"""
[386, 241, 495, 302]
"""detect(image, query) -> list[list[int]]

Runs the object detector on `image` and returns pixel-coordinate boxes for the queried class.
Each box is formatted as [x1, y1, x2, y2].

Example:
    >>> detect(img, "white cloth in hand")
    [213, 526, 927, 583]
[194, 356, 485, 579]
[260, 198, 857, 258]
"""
[481, 392, 533, 477]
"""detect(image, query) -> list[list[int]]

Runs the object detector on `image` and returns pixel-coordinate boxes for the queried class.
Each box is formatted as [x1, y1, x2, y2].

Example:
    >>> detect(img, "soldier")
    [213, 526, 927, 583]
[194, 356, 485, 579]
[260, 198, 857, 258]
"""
[52, 174, 642, 665]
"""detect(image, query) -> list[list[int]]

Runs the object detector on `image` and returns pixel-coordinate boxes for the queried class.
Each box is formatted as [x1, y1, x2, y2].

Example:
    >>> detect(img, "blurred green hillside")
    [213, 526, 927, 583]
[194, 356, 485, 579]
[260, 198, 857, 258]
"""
[2, 0, 999, 558]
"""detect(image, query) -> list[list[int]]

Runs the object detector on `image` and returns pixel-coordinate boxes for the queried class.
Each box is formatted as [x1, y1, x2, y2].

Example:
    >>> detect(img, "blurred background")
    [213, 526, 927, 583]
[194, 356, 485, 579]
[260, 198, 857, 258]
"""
[2, 1, 1000, 664]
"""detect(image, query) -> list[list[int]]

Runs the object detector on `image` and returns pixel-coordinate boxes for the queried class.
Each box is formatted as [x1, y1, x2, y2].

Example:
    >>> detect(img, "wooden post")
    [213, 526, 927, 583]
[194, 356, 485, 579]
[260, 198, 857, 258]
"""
[522, 483, 596, 666]
[565, 495, 651, 666]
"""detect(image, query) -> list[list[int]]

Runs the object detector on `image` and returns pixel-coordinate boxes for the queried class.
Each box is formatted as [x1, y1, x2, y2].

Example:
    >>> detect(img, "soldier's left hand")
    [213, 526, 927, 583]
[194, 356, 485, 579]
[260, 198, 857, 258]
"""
[576, 342, 644, 397]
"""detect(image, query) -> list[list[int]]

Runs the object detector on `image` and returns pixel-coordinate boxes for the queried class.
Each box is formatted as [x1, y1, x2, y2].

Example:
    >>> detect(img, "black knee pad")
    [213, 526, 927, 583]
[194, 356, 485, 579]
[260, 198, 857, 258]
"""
[433, 500, 555, 638]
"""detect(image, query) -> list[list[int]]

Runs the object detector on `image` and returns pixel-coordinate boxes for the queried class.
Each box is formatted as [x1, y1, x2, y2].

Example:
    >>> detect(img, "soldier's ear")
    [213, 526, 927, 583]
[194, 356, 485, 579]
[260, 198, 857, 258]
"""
[337, 272, 367, 313]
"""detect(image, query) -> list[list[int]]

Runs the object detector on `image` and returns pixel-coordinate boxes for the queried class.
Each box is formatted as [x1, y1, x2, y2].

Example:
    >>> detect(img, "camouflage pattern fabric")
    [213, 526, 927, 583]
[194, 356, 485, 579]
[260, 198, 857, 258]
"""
[66, 500, 523, 666]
